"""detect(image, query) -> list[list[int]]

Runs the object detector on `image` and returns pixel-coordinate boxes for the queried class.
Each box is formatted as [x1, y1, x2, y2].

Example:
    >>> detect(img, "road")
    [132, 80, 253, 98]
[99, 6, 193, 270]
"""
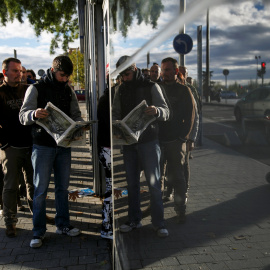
[201, 103, 270, 167]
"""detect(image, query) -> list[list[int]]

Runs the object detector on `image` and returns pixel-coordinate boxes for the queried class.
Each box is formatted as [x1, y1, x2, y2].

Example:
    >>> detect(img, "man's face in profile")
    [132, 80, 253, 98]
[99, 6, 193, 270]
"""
[120, 69, 135, 82]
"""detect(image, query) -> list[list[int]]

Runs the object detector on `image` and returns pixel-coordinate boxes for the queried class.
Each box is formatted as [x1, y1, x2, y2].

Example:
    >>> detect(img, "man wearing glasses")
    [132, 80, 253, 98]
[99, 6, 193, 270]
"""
[112, 55, 170, 237]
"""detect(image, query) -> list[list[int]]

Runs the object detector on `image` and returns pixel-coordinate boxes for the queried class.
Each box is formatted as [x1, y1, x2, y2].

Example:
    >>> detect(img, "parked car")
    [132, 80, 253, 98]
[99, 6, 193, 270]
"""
[75, 89, 85, 101]
[234, 86, 270, 122]
[220, 90, 238, 99]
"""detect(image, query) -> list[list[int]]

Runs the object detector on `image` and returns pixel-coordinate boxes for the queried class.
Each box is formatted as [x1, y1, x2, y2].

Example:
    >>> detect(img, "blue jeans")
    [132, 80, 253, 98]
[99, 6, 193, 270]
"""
[31, 144, 71, 236]
[123, 140, 164, 228]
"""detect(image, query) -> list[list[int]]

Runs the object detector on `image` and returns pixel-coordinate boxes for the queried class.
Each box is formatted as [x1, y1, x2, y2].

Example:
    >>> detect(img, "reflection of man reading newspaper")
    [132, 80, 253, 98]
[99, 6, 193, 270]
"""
[36, 102, 92, 147]
[113, 100, 156, 145]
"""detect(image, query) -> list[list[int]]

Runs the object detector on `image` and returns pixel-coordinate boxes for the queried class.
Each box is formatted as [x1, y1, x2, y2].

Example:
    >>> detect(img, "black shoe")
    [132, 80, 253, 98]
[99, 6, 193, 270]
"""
[6, 224, 17, 238]
[176, 213, 186, 224]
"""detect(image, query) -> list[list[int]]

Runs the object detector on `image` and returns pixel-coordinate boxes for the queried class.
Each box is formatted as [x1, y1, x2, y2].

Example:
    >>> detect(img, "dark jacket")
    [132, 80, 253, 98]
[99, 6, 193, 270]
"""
[158, 80, 195, 143]
[97, 87, 115, 148]
[0, 81, 32, 149]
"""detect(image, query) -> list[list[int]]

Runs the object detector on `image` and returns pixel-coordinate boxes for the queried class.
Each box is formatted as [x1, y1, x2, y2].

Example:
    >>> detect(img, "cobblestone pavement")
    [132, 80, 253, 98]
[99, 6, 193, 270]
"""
[114, 136, 270, 270]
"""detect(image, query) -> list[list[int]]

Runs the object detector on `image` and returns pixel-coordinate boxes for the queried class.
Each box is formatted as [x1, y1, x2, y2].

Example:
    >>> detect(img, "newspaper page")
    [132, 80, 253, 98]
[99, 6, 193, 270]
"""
[113, 100, 156, 145]
[36, 102, 92, 147]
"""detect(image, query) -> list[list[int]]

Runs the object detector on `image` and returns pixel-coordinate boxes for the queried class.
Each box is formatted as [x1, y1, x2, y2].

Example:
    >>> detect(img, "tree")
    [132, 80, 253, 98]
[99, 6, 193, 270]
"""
[0, 0, 164, 54]
[69, 49, 85, 89]
[110, 0, 164, 38]
[0, 0, 78, 54]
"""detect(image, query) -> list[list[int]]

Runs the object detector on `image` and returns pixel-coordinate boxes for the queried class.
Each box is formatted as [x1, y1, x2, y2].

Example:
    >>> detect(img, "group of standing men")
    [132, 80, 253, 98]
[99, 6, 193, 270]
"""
[0, 56, 82, 248]
[112, 55, 201, 237]
[0, 53, 200, 249]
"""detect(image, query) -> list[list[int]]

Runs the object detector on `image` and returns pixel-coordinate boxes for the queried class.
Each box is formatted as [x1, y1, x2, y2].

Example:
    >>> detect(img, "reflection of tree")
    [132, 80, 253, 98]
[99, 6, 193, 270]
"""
[110, 0, 164, 37]
[0, 0, 164, 54]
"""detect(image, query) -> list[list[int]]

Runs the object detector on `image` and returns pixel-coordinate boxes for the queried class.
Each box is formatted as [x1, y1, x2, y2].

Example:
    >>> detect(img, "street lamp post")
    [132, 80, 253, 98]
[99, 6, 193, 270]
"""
[223, 69, 229, 104]
[255, 55, 260, 87]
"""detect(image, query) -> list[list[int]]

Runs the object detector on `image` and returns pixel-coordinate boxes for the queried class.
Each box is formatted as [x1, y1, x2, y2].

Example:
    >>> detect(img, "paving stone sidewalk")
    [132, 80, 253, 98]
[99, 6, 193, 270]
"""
[114, 137, 270, 270]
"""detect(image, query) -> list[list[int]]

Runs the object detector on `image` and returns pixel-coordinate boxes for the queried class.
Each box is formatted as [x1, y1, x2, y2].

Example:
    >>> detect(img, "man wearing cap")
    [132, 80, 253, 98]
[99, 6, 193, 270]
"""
[112, 55, 170, 237]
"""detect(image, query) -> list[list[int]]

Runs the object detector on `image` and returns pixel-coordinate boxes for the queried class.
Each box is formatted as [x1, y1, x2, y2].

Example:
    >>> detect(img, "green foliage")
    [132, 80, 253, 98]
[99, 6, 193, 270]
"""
[0, 0, 78, 54]
[0, 0, 164, 54]
[109, 0, 164, 37]
[69, 49, 85, 89]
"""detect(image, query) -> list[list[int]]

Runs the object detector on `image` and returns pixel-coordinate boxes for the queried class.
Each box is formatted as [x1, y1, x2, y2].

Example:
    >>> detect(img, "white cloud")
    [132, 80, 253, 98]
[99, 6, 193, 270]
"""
[110, 0, 270, 85]
[0, 17, 78, 77]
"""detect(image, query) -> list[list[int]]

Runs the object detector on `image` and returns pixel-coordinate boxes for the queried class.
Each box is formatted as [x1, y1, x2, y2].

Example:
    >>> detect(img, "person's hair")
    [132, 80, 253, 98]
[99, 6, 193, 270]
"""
[150, 65, 161, 72]
[142, 68, 150, 72]
[161, 57, 178, 70]
[52, 55, 73, 75]
[179, 66, 188, 74]
[26, 69, 36, 78]
[0, 72, 4, 78]
[2, 58, 21, 71]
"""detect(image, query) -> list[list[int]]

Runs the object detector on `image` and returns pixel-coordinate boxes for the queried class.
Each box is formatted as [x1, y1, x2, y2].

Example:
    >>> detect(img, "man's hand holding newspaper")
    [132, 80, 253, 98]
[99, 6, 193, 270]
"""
[113, 100, 156, 145]
[36, 102, 94, 148]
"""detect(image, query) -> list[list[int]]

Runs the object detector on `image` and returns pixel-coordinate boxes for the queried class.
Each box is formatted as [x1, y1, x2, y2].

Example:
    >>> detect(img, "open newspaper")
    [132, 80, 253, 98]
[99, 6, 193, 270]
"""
[113, 100, 156, 145]
[36, 102, 93, 148]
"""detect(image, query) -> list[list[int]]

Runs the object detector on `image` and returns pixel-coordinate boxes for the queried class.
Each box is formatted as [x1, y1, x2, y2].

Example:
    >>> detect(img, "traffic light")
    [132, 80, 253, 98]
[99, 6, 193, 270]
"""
[261, 62, 266, 74]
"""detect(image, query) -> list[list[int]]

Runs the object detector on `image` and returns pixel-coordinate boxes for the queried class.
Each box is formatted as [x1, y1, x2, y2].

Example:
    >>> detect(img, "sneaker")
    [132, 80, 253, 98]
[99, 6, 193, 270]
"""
[101, 231, 113, 240]
[155, 226, 169, 238]
[30, 236, 44, 248]
[56, 226, 81, 236]
[119, 221, 142, 233]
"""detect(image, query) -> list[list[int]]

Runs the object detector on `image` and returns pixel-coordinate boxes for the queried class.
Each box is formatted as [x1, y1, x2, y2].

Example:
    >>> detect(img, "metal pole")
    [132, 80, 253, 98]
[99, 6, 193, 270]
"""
[179, 0, 186, 66]
[205, 9, 210, 102]
[255, 56, 258, 87]
[197, 25, 203, 146]
[14, 49, 17, 59]
[76, 48, 80, 88]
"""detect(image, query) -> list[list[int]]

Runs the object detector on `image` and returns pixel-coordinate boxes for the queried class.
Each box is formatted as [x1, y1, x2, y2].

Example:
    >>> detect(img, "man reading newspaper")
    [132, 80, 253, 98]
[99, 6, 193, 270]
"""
[19, 55, 83, 248]
[112, 55, 170, 237]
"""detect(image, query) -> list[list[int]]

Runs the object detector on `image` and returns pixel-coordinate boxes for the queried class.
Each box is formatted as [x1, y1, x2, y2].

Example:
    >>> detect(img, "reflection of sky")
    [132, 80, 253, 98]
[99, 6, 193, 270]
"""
[110, 0, 270, 86]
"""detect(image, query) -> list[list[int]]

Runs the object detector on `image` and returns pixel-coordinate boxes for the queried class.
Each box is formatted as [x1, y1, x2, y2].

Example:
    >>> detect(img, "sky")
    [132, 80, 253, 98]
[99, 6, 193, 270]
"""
[0, 19, 79, 79]
[109, 0, 270, 87]
[0, 0, 269, 86]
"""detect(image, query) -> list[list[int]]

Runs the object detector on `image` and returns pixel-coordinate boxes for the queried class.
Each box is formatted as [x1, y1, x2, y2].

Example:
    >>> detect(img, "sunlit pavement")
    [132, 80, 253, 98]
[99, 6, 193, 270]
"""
[0, 102, 112, 270]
